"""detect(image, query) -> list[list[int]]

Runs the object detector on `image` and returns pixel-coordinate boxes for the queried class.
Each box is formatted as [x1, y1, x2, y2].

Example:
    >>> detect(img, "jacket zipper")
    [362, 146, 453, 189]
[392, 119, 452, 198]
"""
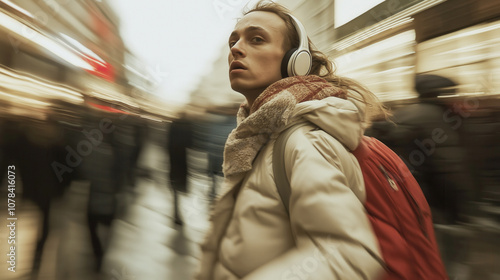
[404, 185, 430, 239]
[378, 165, 429, 239]
[379, 165, 398, 191]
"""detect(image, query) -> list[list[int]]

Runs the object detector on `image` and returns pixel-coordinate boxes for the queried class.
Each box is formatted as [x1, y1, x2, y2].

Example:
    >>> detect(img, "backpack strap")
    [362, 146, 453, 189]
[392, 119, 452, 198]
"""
[273, 123, 311, 214]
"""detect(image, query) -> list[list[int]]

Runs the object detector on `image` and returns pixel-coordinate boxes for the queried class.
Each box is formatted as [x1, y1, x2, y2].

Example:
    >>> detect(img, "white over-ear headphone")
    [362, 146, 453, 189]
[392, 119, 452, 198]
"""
[281, 14, 312, 78]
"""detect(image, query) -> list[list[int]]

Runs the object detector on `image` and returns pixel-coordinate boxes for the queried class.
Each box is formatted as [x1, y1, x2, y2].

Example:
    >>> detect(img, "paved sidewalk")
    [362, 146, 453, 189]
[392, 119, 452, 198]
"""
[100, 138, 212, 280]
[101, 175, 211, 280]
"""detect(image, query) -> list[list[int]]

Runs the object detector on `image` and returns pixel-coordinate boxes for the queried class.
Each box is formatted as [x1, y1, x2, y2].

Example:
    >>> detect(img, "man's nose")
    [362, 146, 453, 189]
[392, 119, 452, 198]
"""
[230, 41, 245, 58]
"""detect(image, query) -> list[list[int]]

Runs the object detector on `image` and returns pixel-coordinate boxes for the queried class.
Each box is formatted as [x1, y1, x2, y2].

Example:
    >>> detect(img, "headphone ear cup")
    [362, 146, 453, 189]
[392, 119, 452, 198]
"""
[281, 48, 297, 78]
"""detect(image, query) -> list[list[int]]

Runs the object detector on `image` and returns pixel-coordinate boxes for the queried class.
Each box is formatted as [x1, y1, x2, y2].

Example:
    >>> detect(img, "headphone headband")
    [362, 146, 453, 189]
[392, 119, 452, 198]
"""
[281, 14, 312, 77]
[288, 14, 309, 54]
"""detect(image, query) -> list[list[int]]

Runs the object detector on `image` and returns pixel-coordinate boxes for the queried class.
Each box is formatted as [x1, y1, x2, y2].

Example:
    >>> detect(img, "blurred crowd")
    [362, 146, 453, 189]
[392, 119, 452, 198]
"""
[0, 101, 238, 279]
[366, 74, 500, 278]
[368, 74, 500, 225]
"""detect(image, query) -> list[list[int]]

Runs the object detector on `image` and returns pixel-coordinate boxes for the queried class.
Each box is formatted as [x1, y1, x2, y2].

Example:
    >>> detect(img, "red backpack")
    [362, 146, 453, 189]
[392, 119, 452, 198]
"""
[273, 125, 448, 279]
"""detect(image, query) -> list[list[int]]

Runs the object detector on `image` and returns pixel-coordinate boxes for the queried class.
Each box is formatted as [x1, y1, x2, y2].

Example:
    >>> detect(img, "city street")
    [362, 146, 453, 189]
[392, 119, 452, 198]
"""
[2, 0, 500, 279]
[0, 126, 213, 280]
[1, 125, 500, 280]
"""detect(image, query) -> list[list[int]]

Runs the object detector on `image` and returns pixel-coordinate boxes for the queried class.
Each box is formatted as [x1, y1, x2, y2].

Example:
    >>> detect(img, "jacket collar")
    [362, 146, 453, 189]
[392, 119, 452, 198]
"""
[222, 76, 347, 177]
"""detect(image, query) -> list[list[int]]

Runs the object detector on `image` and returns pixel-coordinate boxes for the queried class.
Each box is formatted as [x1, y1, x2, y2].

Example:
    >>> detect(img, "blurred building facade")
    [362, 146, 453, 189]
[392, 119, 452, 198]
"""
[192, 0, 500, 105]
[0, 0, 174, 125]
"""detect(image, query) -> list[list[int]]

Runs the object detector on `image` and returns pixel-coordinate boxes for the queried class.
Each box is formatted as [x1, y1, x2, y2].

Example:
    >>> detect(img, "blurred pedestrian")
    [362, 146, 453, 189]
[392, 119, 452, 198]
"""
[195, 2, 395, 279]
[81, 113, 120, 272]
[0, 117, 70, 275]
[459, 102, 500, 211]
[205, 106, 237, 203]
[368, 74, 474, 224]
[167, 112, 192, 226]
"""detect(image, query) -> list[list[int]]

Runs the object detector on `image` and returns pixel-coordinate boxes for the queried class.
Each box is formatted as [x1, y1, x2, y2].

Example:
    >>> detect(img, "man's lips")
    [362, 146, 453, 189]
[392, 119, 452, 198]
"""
[230, 61, 247, 72]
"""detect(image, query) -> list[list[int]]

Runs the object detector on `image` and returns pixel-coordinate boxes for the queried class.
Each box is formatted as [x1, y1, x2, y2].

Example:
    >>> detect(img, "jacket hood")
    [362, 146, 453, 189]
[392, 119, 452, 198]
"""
[289, 94, 367, 151]
[223, 75, 366, 176]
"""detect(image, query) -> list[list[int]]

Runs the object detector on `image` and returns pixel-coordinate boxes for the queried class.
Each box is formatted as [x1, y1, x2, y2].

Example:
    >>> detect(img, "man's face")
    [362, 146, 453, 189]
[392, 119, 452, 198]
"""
[228, 11, 287, 101]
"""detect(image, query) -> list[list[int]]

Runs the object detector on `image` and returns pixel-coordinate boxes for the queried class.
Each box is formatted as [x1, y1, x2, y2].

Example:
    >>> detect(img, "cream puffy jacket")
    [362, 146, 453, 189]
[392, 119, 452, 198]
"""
[196, 97, 385, 280]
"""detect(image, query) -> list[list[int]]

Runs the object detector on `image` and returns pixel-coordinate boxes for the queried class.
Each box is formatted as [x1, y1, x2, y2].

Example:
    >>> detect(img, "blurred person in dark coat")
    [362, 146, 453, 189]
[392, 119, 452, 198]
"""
[459, 103, 500, 208]
[205, 106, 237, 203]
[0, 117, 71, 274]
[167, 113, 192, 226]
[81, 113, 119, 272]
[367, 74, 474, 225]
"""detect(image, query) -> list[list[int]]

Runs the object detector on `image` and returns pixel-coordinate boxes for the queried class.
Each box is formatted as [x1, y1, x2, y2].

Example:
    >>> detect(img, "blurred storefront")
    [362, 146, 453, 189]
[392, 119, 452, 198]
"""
[414, 0, 500, 98]
[0, 0, 174, 125]
[330, 0, 500, 103]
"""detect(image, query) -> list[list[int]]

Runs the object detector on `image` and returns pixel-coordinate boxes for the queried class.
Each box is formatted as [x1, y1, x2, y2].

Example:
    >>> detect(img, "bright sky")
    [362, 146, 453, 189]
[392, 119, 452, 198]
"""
[108, 0, 259, 104]
[334, 0, 384, 27]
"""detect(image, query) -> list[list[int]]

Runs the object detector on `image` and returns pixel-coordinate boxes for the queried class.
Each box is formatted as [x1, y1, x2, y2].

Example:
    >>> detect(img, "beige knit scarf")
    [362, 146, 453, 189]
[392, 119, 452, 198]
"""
[222, 75, 346, 177]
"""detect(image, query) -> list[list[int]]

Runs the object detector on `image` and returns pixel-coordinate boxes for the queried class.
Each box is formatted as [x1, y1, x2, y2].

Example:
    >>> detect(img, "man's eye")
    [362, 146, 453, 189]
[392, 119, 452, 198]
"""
[251, 37, 264, 43]
[229, 41, 236, 48]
